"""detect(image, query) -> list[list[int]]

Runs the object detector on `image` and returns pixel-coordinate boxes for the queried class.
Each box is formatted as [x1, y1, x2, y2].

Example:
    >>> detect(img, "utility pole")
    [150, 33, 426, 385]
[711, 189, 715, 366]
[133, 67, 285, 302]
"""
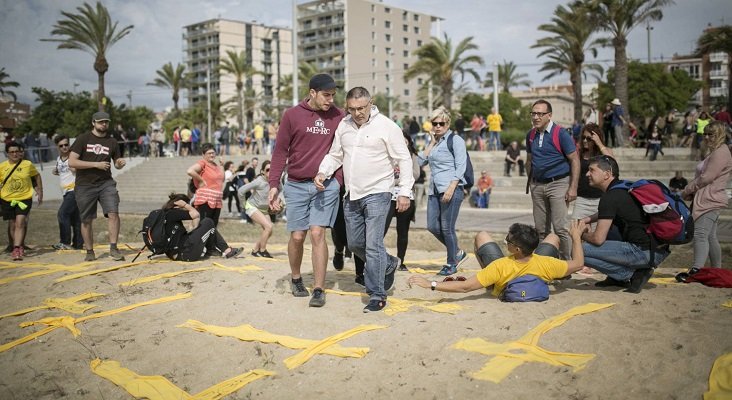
[388, 49, 393, 118]
[646, 22, 654, 63]
[292, 0, 299, 106]
[73, 83, 79, 93]
[126, 90, 132, 107]
[207, 67, 212, 144]
[493, 62, 499, 114]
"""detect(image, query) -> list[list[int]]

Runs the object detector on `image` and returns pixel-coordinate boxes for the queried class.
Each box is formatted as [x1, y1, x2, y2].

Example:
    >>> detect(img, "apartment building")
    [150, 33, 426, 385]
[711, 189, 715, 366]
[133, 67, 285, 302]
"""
[183, 19, 293, 128]
[297, 0, 439, 118]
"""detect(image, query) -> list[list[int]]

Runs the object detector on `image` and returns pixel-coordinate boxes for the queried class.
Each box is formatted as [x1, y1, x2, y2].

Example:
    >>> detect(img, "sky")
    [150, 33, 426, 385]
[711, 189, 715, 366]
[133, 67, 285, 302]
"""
[1, 0, 730, 112]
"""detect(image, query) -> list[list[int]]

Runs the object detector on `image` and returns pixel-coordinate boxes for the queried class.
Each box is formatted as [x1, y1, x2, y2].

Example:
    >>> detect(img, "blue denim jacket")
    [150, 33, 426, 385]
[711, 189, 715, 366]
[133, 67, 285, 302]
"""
[417, 131, 467, 194]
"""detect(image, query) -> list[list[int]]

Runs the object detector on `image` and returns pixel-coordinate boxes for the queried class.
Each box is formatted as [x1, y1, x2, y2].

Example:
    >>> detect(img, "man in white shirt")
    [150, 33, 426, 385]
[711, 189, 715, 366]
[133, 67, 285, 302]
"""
[315, 87, 414, 313]
[52, 135, 83, 250]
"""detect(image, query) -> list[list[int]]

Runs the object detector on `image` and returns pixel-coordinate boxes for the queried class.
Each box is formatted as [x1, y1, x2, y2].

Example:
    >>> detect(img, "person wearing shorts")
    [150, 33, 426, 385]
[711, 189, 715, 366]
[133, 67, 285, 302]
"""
[69, 111, 127, 262]
[408, 222, 586, 299]
[237, 160, 276, 258]
[268, 73, 345, 307]
[1, 141, 42, 261]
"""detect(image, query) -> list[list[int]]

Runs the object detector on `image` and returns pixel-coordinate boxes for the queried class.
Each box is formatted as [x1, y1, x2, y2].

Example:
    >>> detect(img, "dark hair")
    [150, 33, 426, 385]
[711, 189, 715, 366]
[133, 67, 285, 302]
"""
[260, 160, 271, 175]
[6, 141, 24, 152]
[579, 123, 604, 158]
[223, 161, 233, 170]
[507, 223, 540, 256]
[402, 130, 417, 155]
[589, 155, 620, 179]
[200, 143, 215, 154]
[346, 86, 371, 100]
[54, 135, 69, 145]
[163, 193, 191, 210]
[532, 99, 553, 113]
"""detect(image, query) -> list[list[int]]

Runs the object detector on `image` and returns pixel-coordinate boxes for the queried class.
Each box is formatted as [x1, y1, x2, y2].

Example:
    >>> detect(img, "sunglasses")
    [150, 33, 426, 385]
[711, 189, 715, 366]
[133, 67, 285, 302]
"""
[582, 136, 593, 141]
[264, 168, 270, 172]
[432, 121, 447, 127]
[503, 235, 517, 247]
[58, 143, 70, 147]
[443, 276, 467, 282]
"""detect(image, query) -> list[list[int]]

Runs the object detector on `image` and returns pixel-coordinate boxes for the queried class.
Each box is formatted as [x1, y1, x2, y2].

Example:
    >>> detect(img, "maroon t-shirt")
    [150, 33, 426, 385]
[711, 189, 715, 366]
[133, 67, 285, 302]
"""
[70, 131, 121, 186]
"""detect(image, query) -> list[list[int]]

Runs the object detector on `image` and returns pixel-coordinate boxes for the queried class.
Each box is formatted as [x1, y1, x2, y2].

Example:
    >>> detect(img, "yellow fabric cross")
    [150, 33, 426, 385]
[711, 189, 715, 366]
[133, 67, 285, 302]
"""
[648, 277, 684, 286]
[0, 292, 105, 320]
[90, 358, 274, 400]
[0, 293, 191, 353]
[55, 259, 181, 283]
[0, 262, 97, 285]
[722, 300, 732, 309]
[119, 263, 262, 287]
[705, 352, 732, 400]
[178, 320, 385, 370]
[324, 288, 466, 316]
[453, 303, 615, 383]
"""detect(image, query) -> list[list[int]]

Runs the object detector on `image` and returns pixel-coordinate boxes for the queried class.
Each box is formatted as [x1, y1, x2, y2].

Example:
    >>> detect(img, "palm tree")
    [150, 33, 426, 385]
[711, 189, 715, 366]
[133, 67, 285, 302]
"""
[404, 33, 484, 110]
[278, 61, 319, 105]
[696, 25, 732, 109]
[0, 68, 20, 101]
[219, 50, 260, 130]
[42, 1, 133, 111]
[533, 1, 604, 123]
[591, 0, 674, 121]
[484, 61, 532, 93]
[147, 62, 188, 111]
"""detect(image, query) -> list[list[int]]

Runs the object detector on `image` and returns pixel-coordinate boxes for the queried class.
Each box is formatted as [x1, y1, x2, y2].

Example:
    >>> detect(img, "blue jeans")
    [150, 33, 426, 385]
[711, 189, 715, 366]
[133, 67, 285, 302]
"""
[489, 131, 501, 150]
[58, 191, 82, 248]
[583, 240, 669, 281]
[427, 188, 464, 265]
[344, 192, 395, 301]
[471, 189, 490, 208]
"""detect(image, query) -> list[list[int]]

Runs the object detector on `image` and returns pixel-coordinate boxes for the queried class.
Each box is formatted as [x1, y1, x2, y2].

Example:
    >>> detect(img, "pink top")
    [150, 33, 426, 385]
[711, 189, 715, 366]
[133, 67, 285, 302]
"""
[193, 159, 224, 209]
[681, 145, 732, 220]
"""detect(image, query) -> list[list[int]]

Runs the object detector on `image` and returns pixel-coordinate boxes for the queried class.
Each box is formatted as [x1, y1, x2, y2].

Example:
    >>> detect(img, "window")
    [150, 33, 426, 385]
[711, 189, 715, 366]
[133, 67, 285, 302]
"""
[417, 78, 423, 85]
[384, 7, 390, 13]
[402, 11, 408, 21]
[417, 40, 422, 47]
[386, 73, 390, 82]
[372, 58, 377, 67]
[372, 45, 377, 53]
[371, 18, 375, 26]
[404, 89, 410, 96]
[371, 4, 374, 11]
[385, 60, 390, 68]
[373, 72, 377, 80]
[385, 34, 391, 42]
[403, 37, 409, 45]
[403, 24, 408, 32]
[372, 32, 376, 39]
[403, 50, 409, 57]
[414, 26, 420, 34]
[385, 21, 391, 28]
[414, 14, 420, 22]
[403, 63, 409, 70]
[385, 47, 391, 55]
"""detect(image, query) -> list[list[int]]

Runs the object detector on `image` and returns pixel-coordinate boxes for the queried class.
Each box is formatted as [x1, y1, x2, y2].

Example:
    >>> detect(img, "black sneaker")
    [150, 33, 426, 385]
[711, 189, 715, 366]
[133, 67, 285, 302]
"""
[258, 249, 273, 258]
[251, 250, 261, 257]
[354, 275, 365, 287]
[225, 247, 243, 259]
[595, 276, 629, 288]
[309, 288, 326, 307]
[344, 249, 352, 259]
[363, 299, 386, 313]
[384, 256, 399, 291]
[397, 264, 408, 271]
[625, 268, 654, 294]
[333, 251, 344, 271]
[291, 278, 310, 297]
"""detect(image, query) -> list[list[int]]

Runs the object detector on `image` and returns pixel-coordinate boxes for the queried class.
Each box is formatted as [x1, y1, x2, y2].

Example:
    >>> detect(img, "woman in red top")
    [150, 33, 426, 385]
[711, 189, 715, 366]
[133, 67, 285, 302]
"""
[186, 143, 225, 225]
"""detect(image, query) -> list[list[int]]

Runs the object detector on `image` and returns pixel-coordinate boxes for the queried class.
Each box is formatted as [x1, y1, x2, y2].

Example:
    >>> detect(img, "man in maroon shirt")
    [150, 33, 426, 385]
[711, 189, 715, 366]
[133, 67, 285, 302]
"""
[268, 74, 345, 307]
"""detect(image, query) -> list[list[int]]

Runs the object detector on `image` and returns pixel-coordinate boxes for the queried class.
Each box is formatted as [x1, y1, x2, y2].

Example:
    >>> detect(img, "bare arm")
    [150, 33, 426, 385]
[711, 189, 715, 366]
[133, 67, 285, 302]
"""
[186, 163, 205, 188]
[566, 220, 586, 273]
[407, 275, 484, 293]
[581, 218, 612, 246]
[565, 151, 580, 203]
[34, 174, 43, 205]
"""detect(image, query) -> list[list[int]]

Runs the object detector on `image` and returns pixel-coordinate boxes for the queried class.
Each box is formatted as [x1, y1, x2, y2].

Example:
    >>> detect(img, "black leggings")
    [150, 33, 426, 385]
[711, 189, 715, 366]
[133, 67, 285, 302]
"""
[194, 203, 221, 226]
[384, 199, 415, 264]
[331, 186, 366, 276]
[225, 184, 241, 213]
[177, 218, 229, 261]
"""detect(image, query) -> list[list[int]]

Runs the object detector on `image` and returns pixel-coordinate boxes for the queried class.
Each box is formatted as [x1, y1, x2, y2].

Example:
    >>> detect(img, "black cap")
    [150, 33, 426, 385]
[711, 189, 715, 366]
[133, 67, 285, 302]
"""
[92, 111, 110, 121]
[309, 73, 337, 91]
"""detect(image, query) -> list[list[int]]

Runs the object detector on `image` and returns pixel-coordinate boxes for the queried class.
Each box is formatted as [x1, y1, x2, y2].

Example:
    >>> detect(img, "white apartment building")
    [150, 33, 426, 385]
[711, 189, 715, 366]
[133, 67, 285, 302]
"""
[183, 19, 293, 129]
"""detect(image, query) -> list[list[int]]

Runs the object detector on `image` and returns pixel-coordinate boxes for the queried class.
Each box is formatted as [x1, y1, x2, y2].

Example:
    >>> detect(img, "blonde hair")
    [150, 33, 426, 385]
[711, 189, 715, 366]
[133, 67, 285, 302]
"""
[429, 106, 451, 125]
[704, 121, 727, 151]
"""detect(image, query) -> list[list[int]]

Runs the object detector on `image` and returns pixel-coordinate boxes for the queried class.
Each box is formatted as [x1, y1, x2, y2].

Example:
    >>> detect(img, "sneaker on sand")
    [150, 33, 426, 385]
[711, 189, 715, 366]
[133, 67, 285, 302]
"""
[354, 275, 365, 286]
[85, 251, 96, 262]
[110, 248, 125, 261]
[309, 288, 326, 307]
[258, 249, 273, 258]
[333, 251, 344, 271]
[384, 256, 399, 291]
[11, 247, 22, 261]
[455, 249, 468, 267]
[251, 250, 261, 257]
[52, 243, 74, 251]
[291, 278, 309, 297]
[225, 247, 243, 259]
[363, 299, 386, 313]
[437, 264, 458, 276]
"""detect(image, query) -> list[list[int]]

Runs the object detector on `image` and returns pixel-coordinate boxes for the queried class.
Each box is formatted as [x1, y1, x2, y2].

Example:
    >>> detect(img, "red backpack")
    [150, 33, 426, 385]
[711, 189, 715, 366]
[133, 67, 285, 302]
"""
[679, 268, 732, 288]
[527, 124, 565, 155]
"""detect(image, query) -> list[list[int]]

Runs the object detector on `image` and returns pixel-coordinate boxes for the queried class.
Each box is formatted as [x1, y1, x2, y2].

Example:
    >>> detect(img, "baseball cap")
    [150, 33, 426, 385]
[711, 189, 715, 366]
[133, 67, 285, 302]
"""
[92, 111, 111, 121]
[309, 73, 337, 91]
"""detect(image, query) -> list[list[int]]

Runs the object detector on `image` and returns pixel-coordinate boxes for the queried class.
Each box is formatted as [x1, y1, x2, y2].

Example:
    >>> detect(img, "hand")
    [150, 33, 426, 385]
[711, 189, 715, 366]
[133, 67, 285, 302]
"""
[407, 275, 431, 289]
[313, 173, 326, 191]
[115, 158, 126, 169]
[52, 168, 59, 176]
[569, 219, 586, 240]
[97, 161, 111, 171]
[395, 196, 410, 212]
[268, 187, 281, 211]
[565, 188, 577, 204]
[36, 191, 43, 206]
[441, 188, 454, 203]
[590, 132, 603, 147]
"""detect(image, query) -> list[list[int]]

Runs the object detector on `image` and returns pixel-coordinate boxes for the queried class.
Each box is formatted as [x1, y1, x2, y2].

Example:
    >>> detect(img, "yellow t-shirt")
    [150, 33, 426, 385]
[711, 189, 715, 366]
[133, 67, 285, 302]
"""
[476, 254, 568, 296]
[253, 124, 264, 139]
[487, 113, 503, 132]
[0, 160, 39, 201]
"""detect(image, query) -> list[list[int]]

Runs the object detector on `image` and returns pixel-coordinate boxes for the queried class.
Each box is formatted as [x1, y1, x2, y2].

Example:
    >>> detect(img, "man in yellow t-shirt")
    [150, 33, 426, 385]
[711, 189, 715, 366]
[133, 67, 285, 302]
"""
[486, 107, 503, 151]
[1, 141, 43, 261]
[408, 221, 585, 298]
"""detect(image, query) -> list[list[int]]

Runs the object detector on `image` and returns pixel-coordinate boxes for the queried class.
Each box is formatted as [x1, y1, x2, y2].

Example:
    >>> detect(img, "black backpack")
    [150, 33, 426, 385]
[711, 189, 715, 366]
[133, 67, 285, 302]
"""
[139, 209, 181, 258]
[446, 133, 474, 191]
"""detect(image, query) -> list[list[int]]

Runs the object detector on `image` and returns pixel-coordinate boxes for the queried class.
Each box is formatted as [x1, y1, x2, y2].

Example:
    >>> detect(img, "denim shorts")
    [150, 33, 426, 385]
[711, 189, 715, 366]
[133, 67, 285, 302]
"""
[75, 180, 120, 221]
[283, 178, 340, 232]
[475, 241, 560, 268]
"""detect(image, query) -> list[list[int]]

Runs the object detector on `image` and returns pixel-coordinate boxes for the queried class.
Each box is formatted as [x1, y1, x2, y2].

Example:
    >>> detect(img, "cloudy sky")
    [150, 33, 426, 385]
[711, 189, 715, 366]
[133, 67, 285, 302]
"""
[1, 0, 729, 112]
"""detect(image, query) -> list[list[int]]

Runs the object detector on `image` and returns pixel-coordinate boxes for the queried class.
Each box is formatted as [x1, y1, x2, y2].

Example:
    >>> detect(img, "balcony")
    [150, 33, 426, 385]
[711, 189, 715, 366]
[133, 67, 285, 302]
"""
[709, 52, 729, 63]
[709, 69, 728, 79]
[710, 87, 728, 97]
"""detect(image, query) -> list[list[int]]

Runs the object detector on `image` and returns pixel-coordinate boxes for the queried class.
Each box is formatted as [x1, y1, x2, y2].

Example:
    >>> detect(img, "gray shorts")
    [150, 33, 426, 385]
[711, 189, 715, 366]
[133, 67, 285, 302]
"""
[475, 241, 560, 268]
[75, 180, 120, 221]
[284, 178, 340, 232]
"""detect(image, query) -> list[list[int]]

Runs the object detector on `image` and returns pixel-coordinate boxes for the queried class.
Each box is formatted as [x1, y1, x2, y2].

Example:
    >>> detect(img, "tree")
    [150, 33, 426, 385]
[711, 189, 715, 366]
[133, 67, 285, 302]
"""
[459, 93, 491, 123]
[404, 33, 484, 109]
[278, 62, 345, 111]
[696, 25, 732, 109]
[147, 62, 188, 111]
[598, 61, 701, 119]
[372, 92, 404, 117]
[484, 61, 532, 93]
[0, 68, 20, 101]
[591, 0, 674, 123]
[219, 50, 260, 131]
[42, 1, 133, 112]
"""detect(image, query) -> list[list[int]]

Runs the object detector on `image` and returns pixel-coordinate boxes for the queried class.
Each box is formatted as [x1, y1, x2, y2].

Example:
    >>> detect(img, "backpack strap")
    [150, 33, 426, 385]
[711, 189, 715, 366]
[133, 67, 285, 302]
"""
[446, 132, 455, 155]
[550, 124, 563, 155]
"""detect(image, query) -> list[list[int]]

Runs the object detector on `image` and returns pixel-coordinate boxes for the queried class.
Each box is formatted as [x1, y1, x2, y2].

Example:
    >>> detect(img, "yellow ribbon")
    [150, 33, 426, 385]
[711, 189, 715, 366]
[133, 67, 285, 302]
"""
[324, 288, 466, 316]
[705, 353, 732, 400]
[0, 292, 105, 320]
[10, 200, 27, 210]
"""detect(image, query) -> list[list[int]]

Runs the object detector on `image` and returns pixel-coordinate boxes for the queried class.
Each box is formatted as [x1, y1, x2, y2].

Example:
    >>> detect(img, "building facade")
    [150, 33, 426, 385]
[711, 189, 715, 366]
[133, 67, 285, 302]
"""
[183, 19, 293, 130]
[297, 0, 439, 118]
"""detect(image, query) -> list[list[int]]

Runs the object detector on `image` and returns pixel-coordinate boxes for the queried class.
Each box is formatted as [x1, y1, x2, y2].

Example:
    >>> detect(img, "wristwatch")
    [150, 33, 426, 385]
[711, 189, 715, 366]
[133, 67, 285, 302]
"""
[431, 281, 437, 291]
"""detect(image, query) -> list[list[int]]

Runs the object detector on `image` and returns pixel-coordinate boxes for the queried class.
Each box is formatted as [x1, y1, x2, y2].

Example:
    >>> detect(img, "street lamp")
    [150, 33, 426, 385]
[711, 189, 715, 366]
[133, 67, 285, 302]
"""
[646, 22, 654, 63]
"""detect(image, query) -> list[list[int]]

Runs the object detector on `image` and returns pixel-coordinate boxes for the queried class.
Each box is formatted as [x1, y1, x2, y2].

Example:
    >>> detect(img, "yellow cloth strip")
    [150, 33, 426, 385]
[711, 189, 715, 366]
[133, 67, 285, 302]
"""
[210, 262, 263, 273]
[283, 324, 386, 369]
[0, 261, 97, 270]
[178, 320, 369, 358]
[453, 303, 614, 382]
[55, 259, 170, 282]
[0, 262, 97, 285]
[120, 268, 211, 287]
[407, 268, 442, 275]
[0, 292, 105, 320]
[323, 288, 465, 316]
[90, 358, 274, 400]
[723, 301, 732, 309]
[648, 277, 684, 286]
[0, 293, 191, 353]
[705, 353, 732, 400]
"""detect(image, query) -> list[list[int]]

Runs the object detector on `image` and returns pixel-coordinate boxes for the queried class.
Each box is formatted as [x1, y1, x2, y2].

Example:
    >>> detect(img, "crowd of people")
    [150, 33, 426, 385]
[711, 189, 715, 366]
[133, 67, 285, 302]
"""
[1, 72, 731, 312]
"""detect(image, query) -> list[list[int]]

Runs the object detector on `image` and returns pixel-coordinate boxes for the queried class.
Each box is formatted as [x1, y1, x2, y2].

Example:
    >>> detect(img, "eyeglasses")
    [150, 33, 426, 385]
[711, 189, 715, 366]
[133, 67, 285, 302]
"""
[7, 150, 24, 154]
[432, 121, 447, 127]
[347, 103, 371, 114]
[503, 236, 517, 247]
[443, 276, 467, 282]
[529, 112, 550, 118]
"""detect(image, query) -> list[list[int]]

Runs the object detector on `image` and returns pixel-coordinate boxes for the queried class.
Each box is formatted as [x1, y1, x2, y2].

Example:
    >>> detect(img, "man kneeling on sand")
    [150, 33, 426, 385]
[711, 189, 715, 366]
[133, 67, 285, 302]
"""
[408, 221, 586, 298]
